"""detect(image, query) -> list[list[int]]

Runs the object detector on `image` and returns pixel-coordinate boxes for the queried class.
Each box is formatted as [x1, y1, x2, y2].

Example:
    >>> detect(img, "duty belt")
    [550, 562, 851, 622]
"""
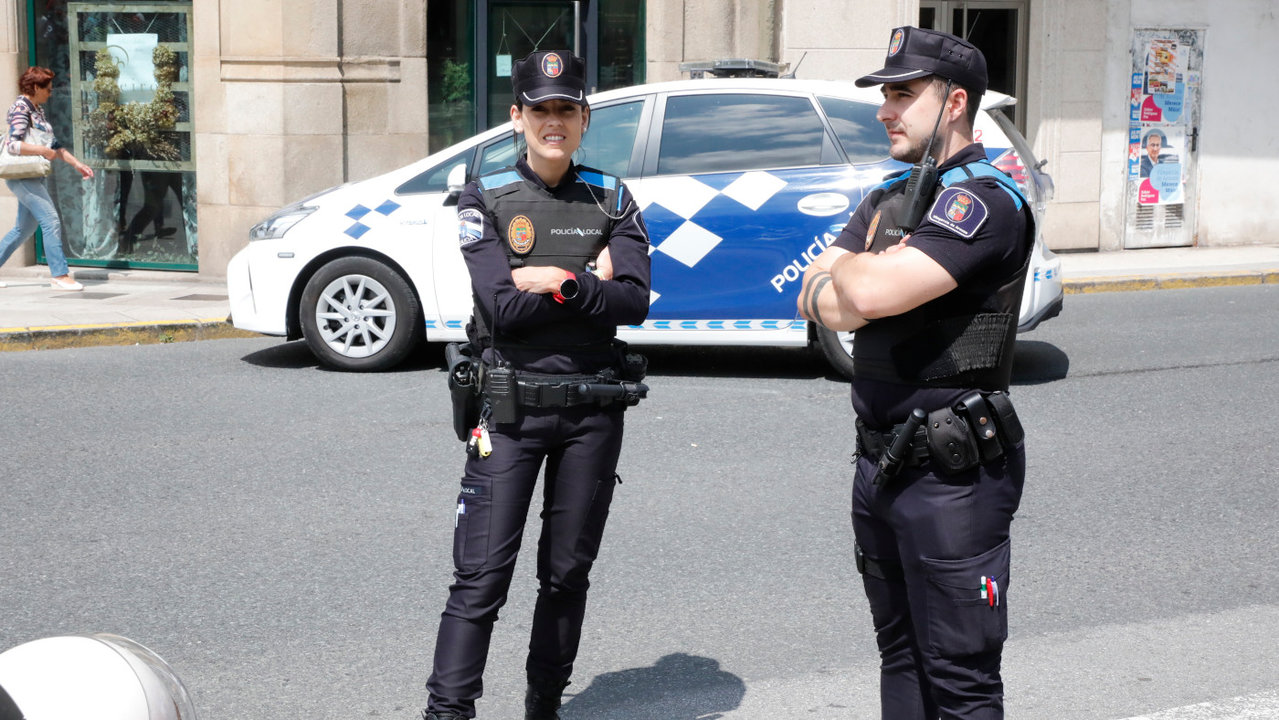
[855, 390, 1025, 482]
[513, 372, 608, 408]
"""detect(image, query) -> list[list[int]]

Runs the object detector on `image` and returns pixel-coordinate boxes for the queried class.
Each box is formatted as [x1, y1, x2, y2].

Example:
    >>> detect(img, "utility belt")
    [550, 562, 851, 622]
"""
[855, 390, 1024, 486]
[445, 342, 648, 442]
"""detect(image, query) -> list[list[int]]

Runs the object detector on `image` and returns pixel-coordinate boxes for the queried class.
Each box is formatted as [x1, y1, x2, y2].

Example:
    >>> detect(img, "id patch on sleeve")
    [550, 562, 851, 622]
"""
[925, 187, 989, 239]
[458, 208, 485, 246]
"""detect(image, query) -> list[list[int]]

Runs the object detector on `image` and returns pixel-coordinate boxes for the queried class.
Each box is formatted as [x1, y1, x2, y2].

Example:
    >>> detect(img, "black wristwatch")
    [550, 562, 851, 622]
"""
[555, 271, 579, 302]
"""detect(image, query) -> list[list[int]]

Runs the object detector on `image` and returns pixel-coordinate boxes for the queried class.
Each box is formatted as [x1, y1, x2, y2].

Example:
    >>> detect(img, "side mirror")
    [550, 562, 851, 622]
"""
[444, 163, 468, 207]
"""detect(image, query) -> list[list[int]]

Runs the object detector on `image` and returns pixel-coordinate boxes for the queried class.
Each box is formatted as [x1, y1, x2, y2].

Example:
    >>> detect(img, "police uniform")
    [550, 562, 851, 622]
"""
[424, 51, 651, 720]
[832, 28, 1034, 719]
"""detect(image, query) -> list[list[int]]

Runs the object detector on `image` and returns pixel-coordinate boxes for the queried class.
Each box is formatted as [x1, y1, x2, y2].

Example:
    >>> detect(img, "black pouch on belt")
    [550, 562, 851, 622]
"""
[446, 342, 480, 441]
[925, 406, 981, 474]
[985, 391, 1025, 448]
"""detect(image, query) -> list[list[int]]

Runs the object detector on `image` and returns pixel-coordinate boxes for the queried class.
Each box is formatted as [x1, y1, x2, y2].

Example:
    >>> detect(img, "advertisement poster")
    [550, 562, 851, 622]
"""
[1133, 126, 1184, 205]
[1130, 38, 1187, 124]
[106, 33, 159, 104]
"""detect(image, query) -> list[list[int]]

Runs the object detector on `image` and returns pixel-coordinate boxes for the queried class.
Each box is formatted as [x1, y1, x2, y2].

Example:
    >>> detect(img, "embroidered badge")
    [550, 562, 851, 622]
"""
[458, 208, 484, 246]
[889, 29, 905, 56]
[865, 210, 882, 251]
[508, 215, 536, 254]
[542, 53, 563, 78]
[926, 187, 989, 239]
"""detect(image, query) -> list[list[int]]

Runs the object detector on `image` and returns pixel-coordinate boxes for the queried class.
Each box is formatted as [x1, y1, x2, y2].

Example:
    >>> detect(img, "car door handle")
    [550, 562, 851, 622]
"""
[797, 192, 850, 216]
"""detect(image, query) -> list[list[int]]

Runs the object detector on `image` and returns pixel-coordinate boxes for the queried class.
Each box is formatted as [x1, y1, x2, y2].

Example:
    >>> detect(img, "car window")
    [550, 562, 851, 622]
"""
[574, 101, 642, 177]
[478, 133, 520, 176]
[395, 149, 473, 195]
[656, 93, 826, 175]
[817, 96, 889, 164]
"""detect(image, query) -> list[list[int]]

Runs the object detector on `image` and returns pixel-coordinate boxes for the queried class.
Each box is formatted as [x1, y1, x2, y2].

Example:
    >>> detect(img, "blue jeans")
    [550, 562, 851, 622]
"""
[1, 176, 69, 277]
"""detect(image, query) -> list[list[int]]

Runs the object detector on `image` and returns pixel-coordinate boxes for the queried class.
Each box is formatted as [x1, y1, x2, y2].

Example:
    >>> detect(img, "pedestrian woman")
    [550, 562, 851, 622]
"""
[1, 66, 94, 291]
[422, 50, 651, 720]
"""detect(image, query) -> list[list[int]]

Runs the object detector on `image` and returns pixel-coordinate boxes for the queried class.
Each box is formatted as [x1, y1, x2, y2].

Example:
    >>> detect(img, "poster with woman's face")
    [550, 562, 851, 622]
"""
[1133, 126, 1184, 205]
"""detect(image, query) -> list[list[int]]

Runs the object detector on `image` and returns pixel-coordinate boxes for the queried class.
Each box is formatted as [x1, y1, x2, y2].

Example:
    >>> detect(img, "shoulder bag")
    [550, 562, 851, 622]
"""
[0, 126, 54, 180]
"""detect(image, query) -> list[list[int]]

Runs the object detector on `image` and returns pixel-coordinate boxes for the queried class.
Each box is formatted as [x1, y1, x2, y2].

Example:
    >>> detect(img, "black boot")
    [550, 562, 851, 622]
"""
[421, 711, 466, 720]
[524, 680, 569, 720]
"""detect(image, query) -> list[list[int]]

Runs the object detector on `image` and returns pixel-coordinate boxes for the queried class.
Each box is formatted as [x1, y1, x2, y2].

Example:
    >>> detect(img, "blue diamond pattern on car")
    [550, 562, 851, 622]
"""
[344, 199, 404, 239]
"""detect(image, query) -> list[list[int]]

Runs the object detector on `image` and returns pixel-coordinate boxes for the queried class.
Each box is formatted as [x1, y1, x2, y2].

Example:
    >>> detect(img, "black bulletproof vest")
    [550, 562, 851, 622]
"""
[853, 161, 1035, 391]
[472, 165, 619, 350]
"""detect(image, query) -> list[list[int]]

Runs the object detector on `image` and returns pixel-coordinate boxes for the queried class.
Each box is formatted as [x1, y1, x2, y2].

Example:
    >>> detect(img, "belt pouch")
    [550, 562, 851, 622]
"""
[925, 407, 980, 474]
[985, 391, 1025, 447]
[446, 343, 480, 441]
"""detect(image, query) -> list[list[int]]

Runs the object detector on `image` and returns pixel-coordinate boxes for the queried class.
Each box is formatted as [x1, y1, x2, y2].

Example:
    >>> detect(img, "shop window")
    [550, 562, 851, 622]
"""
[26, 3, 197, 270]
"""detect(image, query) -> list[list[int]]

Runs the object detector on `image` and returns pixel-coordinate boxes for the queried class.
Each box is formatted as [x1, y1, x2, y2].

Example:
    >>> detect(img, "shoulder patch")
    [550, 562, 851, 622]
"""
[925, 187, 989, 239]
[458, 208, 485, 246]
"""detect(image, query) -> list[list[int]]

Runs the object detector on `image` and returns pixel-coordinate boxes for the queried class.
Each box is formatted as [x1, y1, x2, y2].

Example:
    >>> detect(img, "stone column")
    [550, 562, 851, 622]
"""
[197, 0, 427, 278]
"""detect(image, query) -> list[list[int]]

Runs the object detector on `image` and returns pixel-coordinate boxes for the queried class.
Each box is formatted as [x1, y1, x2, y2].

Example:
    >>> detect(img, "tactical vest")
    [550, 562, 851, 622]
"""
[853, 160, 1035, 390]
[470, 165, 620, 351]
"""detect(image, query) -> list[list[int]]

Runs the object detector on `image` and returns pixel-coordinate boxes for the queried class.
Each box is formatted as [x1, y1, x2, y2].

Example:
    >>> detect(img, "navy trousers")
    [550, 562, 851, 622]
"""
[427, 405, 625, 717]
[852, 444, 1025, 720]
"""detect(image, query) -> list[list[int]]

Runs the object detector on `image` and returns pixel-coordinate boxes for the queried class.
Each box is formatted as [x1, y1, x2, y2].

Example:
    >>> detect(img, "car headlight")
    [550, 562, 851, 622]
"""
[249, 204, 318, 241]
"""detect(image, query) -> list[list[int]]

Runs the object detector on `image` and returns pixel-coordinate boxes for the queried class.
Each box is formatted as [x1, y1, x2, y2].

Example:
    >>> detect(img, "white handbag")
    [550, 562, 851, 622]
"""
[0, 127, 54, 180]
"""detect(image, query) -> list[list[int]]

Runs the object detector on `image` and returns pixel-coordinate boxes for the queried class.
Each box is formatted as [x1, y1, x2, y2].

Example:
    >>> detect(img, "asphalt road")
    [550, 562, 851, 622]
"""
[1, 283, 1276, 719]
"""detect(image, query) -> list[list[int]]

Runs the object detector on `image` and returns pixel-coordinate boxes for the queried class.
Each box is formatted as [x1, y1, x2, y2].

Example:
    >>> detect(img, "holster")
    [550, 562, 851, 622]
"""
[925, 405, 982, 473]
[446, 342, 480, 441]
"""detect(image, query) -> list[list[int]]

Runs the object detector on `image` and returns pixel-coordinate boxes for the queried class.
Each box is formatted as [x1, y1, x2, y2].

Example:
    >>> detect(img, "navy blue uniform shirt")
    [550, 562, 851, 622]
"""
[833, 143, 1031, 427]
[457, 157, 651, 374]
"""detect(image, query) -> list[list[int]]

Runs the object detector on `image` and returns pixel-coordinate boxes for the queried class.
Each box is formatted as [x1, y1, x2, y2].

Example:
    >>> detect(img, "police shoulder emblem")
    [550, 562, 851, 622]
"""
[865, 210, 882, 251]
[508, 215, 536, 254]
[926, 187, 989, 239]
[889, 29, 905, 56]
[542, 53, 563, 78]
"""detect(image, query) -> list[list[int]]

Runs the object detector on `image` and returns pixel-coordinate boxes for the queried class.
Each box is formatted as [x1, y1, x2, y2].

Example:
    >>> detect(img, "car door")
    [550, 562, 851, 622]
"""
[625, 90, 891, 345]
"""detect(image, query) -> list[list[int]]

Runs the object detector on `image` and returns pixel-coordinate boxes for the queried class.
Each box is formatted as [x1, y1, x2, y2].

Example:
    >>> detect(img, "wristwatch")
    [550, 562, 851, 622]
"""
[553, 270, 579, 303]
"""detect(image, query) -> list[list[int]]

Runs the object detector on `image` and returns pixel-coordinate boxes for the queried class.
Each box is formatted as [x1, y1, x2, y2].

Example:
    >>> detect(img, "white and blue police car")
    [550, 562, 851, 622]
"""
[226, 78, 1062, 376]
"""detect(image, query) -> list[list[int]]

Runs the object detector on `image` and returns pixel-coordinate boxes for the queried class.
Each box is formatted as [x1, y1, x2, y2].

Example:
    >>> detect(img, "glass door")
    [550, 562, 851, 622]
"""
[920, 1, 1027, 128]
[485, 1, 578, 128]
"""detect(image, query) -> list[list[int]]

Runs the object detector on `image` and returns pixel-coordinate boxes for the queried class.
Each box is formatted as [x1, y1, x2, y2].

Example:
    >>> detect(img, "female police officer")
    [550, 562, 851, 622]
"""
[422, 50, 651, 720]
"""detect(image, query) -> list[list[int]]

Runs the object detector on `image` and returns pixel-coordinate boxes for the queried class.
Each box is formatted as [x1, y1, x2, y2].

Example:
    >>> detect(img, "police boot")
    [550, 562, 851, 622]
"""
[421, 711, 466, 720]
[524, 679, 569, 720]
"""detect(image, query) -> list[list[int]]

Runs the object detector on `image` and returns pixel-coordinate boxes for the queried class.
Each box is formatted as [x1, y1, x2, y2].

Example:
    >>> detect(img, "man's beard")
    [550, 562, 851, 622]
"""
[891, 134, 931, 164]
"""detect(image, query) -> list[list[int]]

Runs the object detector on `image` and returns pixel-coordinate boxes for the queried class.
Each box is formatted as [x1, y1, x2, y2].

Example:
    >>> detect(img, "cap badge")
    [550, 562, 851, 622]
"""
[889, 29, 905, 56]
[508, 215, 536, 254]
[947, 193, 973, 222]
[542, 53, 563, 78]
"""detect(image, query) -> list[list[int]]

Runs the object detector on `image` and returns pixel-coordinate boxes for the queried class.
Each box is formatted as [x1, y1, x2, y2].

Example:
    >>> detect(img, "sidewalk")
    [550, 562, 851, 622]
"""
[2, 245, 1278, 352]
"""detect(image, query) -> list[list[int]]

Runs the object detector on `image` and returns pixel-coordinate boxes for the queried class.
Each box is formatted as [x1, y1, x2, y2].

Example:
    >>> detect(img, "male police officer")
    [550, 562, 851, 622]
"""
[798, 27, 1033, 719]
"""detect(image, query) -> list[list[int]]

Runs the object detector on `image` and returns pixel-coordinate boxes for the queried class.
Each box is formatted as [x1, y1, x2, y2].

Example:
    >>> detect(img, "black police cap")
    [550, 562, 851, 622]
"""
[512, 50, 587, 106]
[855, 26, 988, 97]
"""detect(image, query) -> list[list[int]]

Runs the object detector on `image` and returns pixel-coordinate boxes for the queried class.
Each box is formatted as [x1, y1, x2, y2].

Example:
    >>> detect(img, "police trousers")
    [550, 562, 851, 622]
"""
[426, 405, 625, 717]
[852, 443, 1025, 720]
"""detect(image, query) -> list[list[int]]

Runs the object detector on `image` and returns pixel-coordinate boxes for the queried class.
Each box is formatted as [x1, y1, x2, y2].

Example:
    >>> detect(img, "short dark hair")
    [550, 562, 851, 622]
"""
[18, 66, 54, 96]
[928, 75, 981, 130]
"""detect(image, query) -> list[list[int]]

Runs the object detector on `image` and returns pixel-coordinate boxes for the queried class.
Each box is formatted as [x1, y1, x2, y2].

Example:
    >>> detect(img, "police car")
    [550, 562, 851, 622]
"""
[226, 78, 1062, 376]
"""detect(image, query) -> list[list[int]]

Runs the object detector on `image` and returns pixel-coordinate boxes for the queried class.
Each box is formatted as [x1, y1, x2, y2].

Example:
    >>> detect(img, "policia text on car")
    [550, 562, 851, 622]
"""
[798, 27, 1033, 719]
[420, 50, 652, 720]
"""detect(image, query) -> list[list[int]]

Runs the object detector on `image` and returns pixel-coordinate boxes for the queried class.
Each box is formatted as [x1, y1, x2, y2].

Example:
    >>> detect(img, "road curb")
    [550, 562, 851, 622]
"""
[1063, 269, 1279, 294]
[0, 318, 261, 352]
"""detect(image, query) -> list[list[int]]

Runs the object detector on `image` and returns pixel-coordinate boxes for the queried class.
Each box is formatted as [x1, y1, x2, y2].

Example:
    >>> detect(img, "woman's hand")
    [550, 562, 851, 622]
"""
[73, 161, 94, 179]
[592, 247, 613, 280]
[511, 265, 569, 294]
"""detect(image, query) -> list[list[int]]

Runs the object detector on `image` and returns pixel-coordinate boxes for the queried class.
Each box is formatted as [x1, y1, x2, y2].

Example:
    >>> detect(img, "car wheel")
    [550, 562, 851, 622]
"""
[815, 325, 856, 380]
[299, 256, 423, 371]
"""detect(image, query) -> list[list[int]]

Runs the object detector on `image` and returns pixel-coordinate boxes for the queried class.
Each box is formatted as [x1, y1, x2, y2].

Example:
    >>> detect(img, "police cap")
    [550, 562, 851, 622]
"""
[512, 50, 587, 106]
[855, 26, 988, 97]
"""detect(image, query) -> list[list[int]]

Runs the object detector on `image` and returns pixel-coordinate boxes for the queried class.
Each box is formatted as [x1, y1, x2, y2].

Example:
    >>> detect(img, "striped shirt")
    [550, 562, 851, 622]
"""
[5, 95, 60, 155]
